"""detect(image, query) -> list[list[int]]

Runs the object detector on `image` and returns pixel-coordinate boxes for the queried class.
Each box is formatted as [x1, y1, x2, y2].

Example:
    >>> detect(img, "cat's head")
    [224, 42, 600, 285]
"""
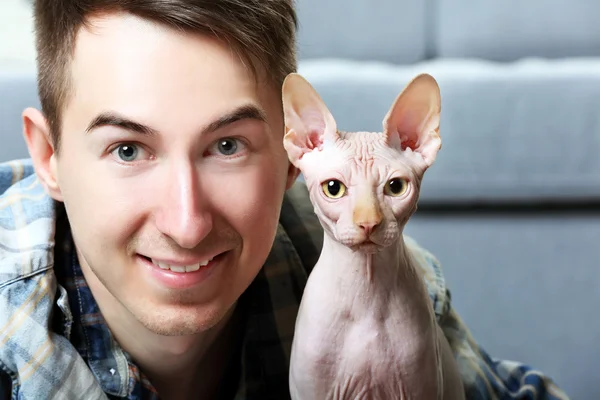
[282, 73, 441, 252]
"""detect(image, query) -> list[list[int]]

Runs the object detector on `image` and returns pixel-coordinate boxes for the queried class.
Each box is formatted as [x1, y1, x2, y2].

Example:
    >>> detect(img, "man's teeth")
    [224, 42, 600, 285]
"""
[151, 258, 212, 272]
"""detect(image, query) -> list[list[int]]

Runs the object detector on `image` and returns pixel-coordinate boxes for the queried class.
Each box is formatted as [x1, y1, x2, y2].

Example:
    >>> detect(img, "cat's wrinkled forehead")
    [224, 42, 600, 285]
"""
[331, 130, 402, 161]
[337, 130, 386, 148]
[300, 129, 417, 180]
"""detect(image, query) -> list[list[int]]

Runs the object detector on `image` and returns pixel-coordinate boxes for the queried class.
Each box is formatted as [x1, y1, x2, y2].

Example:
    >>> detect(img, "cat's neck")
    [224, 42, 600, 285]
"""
[315, 231, 433, 326]
[319, 231, 428, 299]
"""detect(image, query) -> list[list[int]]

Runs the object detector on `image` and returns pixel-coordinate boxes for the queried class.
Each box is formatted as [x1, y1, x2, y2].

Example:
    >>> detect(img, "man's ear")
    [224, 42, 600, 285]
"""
[22, 107, 63, 201]
[281, 73, 339, 168]
[382, 73, 442, 168]
[284, 161, 300, 191]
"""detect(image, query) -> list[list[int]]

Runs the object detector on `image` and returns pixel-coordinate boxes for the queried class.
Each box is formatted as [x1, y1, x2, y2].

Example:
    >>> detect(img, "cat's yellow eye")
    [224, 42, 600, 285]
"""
[322, 180, 347, 199]
[384, 178, 408, 197]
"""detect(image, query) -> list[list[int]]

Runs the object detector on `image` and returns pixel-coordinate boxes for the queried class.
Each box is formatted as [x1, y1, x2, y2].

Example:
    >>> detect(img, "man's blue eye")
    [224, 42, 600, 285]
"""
[117, 144, 138, 161]
[217, 139, 238, 155]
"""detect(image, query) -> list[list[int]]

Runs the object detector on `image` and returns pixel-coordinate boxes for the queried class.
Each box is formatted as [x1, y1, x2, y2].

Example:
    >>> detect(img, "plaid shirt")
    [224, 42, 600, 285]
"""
[0, 158, 570, 400]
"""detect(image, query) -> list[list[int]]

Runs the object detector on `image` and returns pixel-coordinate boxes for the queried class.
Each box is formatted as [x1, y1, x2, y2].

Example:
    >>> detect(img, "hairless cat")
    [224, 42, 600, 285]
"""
[282, 72, 465, 400]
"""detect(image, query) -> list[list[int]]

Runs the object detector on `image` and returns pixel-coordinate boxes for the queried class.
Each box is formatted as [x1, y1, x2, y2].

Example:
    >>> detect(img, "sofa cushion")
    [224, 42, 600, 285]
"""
[435, 0, 600, 60]
[404, 213, 600, 400]
[295, 0, 428, 64]
[298, 57, 600, 204]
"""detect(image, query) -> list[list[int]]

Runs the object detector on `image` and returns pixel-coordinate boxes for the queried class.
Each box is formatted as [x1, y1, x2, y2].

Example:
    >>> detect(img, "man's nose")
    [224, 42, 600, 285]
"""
[155, 167, 212, 249]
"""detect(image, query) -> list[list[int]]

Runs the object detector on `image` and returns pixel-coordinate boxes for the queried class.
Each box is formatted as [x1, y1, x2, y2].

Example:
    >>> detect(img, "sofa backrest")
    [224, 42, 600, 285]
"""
[435, 0, 600, 61]
[296, 0, 600, 63]
[295, 0, 430, 64]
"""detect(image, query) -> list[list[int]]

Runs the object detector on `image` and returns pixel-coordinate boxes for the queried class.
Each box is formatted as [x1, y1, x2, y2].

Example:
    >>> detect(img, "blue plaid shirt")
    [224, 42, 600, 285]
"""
[0, 158, 571, 399]
[57, 225, 161, 399]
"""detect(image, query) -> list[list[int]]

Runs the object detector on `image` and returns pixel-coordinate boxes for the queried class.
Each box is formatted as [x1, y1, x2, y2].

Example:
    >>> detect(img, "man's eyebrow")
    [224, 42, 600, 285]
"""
[85, 112, 158, 136]
[85, 104, 267, 136]
[203, 104, 267, 134]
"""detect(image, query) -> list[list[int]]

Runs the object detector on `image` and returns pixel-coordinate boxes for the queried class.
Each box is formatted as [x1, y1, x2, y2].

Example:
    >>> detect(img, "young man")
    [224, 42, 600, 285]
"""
[0, 1, 569, 399]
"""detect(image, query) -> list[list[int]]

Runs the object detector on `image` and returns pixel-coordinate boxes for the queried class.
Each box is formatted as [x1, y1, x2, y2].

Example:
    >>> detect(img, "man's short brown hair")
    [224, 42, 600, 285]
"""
[33, 0, 298, 150]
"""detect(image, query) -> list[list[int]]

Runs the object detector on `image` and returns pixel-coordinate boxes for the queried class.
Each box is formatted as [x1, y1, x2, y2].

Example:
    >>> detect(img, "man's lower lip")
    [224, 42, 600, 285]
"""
[138, 254, 223, 289]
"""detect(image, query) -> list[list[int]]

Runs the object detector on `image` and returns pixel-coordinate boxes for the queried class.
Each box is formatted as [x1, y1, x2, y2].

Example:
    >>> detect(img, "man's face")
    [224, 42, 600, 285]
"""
[50, 14, 295, 335]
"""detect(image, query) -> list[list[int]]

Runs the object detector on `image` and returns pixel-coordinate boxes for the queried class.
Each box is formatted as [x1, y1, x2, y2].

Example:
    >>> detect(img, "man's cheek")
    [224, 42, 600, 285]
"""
[220, 177, 272, 225]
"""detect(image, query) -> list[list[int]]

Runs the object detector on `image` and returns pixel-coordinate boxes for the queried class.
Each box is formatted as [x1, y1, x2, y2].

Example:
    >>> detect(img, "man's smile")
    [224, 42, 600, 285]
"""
[137, 251, 230, 290]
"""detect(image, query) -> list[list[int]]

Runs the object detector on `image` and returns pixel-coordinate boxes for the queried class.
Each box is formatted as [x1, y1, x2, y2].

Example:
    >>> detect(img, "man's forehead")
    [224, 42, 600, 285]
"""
[72, 12, 269, 89]
[61, 12, 282, 138]
[73, 13, 229, 69]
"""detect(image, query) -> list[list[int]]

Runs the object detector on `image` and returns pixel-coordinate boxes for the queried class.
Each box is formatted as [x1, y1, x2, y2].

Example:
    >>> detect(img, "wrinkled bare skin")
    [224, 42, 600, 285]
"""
[282, 73, 465, 400]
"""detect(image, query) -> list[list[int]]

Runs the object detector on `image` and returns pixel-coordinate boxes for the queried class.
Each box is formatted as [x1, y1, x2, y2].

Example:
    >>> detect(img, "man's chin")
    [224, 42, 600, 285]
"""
[141, 321, 205, 337]
[135, 312, 218, 337]
[131, 300, 235, 337]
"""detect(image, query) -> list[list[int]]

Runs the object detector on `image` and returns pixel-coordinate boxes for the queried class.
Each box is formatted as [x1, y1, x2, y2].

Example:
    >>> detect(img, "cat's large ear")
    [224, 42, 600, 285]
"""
[282, 73, 339, 167]
[382, 74, 441, 168]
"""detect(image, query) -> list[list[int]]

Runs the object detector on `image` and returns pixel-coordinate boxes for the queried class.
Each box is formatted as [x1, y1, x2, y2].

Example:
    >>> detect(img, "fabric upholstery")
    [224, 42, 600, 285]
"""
[295, 0, 429, 64]
[435, 0, 600, 61]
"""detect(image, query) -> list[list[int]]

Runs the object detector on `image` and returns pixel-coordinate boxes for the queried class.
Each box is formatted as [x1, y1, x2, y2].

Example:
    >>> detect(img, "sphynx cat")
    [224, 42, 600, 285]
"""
[282, 73, 465, 400]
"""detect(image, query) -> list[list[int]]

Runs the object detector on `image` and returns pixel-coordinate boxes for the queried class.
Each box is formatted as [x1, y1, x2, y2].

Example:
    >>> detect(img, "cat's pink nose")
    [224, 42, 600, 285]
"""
[353, 200, 383, 237]
[357, 221, 380, 237]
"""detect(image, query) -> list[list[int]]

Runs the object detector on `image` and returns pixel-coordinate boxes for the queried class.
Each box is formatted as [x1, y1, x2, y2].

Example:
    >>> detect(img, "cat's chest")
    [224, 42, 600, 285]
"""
[294, 257, 435, 358]
[291, 268, 438, 398]
[290, 246, 441, 399]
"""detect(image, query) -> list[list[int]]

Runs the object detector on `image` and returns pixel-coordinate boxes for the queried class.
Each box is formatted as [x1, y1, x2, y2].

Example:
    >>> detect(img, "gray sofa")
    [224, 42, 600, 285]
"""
[295, 0, 600, 398]
[1, 0, 598, 398]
